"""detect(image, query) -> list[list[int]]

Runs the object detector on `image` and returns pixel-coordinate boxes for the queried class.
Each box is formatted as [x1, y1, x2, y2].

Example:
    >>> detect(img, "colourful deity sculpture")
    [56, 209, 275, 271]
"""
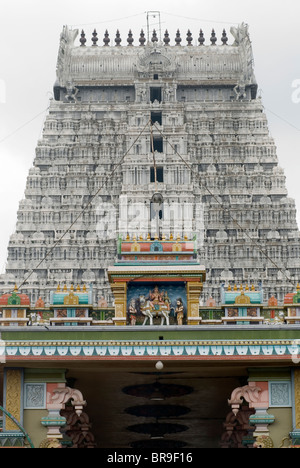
[128, 299, 137, 326]
[175, 298, 184, 325]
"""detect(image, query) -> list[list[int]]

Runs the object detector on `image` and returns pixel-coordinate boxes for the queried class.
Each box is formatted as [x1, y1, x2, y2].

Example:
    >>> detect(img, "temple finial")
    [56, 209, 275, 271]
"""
[139, 29, 146, 46]
[103, 29, 110, 46]
[115, 29, 121, 46]
[91, 29, 98, 46]
[198, 29, 205, 45]
[175, 29, 182, 46]
[163, 30, 170, 45]
[127, 29, 134, 46]
[221, 29, 228, 45]
[80, 30, 86, 46]
[186, 29, 193, 46]
[151, 29, 158, 43]
[210, 28, 217, 45]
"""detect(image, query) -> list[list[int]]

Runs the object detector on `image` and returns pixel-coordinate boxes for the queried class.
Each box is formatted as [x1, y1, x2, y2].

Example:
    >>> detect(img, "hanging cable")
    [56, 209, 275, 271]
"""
[151, 121, 298, 290]
[0, 107, 50, 145]
[159, 11, 239, 26]
[69, 12, 145, 28]
[13, 119, 152, 292]
[264, 107, 300, 133]
[6, 115, 299, 293]
[150, 121, 158, 190]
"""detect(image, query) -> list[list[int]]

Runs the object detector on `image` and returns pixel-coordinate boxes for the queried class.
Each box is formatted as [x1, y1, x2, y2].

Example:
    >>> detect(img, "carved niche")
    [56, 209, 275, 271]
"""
[135, 47, 177, 78]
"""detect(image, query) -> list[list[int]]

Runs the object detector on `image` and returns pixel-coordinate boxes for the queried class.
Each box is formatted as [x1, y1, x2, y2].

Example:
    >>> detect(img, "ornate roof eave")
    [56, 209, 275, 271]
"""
[107, 264, 206, 285]
[55, 23, 257, 90]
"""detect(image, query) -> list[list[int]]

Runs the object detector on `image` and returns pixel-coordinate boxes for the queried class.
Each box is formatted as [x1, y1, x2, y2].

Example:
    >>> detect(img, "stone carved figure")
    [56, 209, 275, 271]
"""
[139, 291, 170, 326]
[175, 298, 184, 325]
[39, 438, 62, 448]
[65, 82, 79, 103]
[253, 435, 274, 449]
[149, 285, 164, 308]
[136, 85, 147, 102]
[98, 296, 108, 308]
[234, 83, 247, 101]
[230, 23, 249, 46]
[164, 84, 174, 102]
[128, 299, 137, 325]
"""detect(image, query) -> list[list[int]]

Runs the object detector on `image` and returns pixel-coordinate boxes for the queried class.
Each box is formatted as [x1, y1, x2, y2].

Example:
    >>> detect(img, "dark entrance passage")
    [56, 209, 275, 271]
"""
[65, 363, 248, 448]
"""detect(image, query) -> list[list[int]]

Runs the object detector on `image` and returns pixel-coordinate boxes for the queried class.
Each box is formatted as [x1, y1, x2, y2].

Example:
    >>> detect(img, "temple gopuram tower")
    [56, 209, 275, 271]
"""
[1, 23, 300, 305]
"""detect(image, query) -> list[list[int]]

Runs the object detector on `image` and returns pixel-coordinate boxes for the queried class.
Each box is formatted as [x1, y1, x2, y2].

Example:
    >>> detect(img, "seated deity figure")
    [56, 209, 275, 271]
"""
[149, 285, 165, 309]
[98, 296, 108, 308]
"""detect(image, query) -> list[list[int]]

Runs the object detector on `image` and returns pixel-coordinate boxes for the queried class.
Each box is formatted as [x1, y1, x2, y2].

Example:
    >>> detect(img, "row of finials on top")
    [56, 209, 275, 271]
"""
[79, 28, 230, 47]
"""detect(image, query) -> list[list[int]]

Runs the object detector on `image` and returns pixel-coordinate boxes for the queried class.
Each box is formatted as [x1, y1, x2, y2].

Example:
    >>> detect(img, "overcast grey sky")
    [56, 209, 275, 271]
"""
[0, 0, 299, 274]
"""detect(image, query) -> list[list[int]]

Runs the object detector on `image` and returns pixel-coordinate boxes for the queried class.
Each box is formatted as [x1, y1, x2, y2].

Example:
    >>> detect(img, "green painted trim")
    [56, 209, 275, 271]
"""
[248, 368, 292, 381]
[24, 368, 67, 383]
[2, 327, 300, 342]
[0, 405, 34, 448]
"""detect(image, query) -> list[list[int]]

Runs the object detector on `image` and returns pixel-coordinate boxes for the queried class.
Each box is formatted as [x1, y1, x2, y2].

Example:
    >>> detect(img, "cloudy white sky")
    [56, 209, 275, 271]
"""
[0, 0, 299, 274]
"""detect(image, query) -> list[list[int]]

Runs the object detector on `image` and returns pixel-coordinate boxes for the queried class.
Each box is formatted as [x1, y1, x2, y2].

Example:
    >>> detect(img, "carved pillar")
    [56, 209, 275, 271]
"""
[186, 281, 203, 325]
[290, 369, 300, 447]
[60, 405, 96, 448]
[228, 382, 274, 440]
[41, 383, 86, 444]
[111, 281, 127, 326]
[220, 406, 255, 448]
[3, 368, 23, 432]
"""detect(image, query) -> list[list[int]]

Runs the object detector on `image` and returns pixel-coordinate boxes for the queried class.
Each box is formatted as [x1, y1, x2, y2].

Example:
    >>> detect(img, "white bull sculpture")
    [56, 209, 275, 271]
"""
[139, 295, 170, 326]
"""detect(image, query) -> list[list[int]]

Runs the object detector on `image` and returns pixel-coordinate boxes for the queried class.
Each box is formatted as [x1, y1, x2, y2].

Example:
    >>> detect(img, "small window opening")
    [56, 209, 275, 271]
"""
[150, 166, 164, 183]
[151, 136, 163, 153]
[151, 111, 162, 125]
[150, 87, 162, 103]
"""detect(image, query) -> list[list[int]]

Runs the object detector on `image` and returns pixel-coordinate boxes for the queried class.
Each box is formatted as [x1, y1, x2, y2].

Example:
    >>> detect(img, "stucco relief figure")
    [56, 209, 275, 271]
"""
[65, 82, 79, 102]
[175, 298, 184, 325]
[149, 285, 165, 309]
[162, 291, 171, 311]
[230, 23, 249, 46]
[253, 435, 274, 449]
[164, 85, 172, 102]
[98, 296, 108, 308]
[139, 285, 171, 326]
[128, 299, 137, 325]
[136, 85, 147, 102]
[234, 83, 246, 101]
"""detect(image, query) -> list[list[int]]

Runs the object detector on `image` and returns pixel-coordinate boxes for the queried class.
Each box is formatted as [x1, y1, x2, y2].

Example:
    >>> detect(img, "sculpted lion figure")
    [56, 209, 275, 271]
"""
[39, 438, 62, 448]
[253, 435, 274, 449]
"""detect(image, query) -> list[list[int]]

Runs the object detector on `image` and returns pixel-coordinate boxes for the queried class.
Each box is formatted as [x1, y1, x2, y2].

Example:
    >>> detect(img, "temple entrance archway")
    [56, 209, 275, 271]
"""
[63, 362, 249, 449]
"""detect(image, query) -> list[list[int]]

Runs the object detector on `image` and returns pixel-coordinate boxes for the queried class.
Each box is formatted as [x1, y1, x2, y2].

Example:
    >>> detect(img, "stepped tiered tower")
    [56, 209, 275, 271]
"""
[2, 23, 300, 305]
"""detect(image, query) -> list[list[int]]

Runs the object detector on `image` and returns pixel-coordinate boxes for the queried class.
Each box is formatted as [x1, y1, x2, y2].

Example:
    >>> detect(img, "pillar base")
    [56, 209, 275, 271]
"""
[289, 430, 300, 447]
[112, 317, 127, 326]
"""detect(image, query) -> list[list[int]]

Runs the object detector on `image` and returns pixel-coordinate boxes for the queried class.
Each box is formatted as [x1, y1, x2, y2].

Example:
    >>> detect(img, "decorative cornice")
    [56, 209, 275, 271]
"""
[2, 339, 299, 360]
